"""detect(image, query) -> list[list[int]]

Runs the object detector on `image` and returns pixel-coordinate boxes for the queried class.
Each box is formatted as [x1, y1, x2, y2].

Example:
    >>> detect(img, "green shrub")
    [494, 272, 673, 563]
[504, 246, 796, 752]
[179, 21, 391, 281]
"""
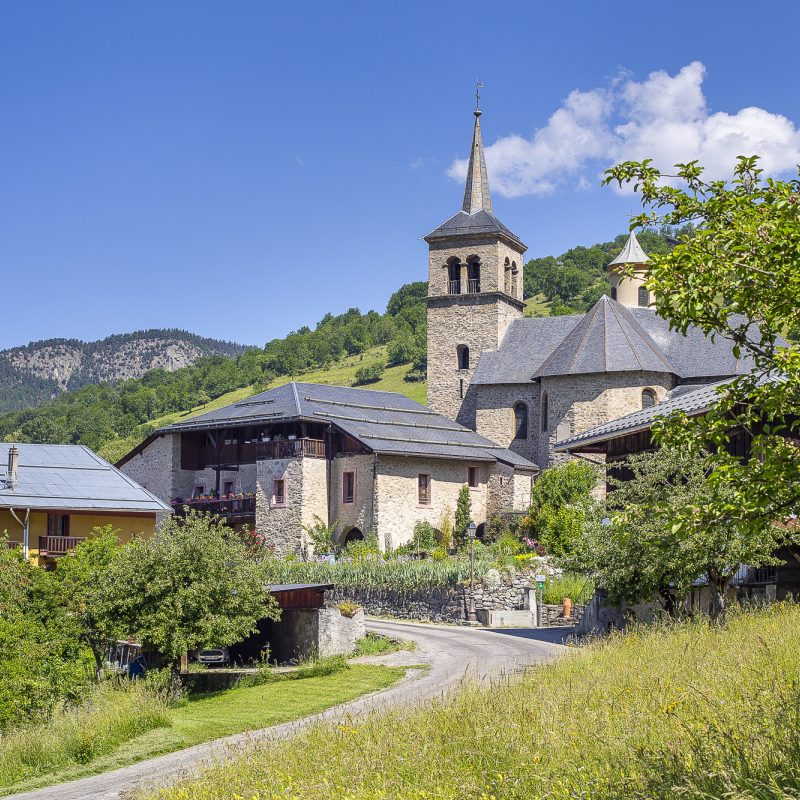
[431, 547, 447, 561]
[411, 521, 438, 551]
[334, 602, 361, 618]
[353, 362, 385, 385]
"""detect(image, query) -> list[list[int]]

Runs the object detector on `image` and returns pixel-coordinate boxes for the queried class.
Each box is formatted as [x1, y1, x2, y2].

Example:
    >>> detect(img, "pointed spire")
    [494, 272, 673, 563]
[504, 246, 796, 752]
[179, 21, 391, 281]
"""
[608, 231, 650, 266]
[461, 108, 493, 215]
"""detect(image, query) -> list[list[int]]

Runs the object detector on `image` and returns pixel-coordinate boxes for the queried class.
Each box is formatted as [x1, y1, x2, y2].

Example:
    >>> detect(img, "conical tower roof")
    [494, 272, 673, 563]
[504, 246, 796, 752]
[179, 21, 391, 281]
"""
[462, 110, 492, 215]
[608, 231, 650, 267]
[532, 295, 677, 378]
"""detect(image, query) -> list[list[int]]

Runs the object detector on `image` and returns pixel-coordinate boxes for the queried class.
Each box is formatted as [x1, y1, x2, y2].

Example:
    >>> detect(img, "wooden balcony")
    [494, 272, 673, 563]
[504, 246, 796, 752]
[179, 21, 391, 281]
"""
[256, 438, 326, 459]
[38, 536, 86, 557]
[174, 497, 256, 523]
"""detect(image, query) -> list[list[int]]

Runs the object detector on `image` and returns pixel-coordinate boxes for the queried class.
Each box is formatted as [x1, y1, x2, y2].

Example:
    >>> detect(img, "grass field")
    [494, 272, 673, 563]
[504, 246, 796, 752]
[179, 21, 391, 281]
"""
[149, 603, 800, 800]
[0, 664, 403, 797]
[523, 293, 552, 317]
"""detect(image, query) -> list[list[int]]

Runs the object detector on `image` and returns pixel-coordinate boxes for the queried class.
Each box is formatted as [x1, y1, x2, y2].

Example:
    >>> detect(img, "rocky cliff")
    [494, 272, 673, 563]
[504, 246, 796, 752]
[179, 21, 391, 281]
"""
[0, 329, 249, 413]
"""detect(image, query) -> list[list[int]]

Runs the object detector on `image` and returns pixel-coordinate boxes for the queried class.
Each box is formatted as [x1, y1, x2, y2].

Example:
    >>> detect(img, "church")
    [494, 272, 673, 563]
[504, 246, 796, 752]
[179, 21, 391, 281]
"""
[426, 105, 752, 470]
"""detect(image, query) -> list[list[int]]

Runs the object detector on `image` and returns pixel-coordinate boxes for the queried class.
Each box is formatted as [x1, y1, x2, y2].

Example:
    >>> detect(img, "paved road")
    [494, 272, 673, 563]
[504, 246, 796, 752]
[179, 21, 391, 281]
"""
[13, 620, 569, 800]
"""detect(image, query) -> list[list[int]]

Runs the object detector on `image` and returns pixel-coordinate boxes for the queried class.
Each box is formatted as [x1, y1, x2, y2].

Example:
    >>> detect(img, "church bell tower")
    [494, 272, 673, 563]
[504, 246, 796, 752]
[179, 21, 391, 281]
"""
[425, 101, 527, 428]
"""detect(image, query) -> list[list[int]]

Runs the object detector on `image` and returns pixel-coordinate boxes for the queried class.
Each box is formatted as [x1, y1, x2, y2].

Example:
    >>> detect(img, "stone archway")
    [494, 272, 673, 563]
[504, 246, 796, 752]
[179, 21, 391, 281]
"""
[344, 527, 364, 544]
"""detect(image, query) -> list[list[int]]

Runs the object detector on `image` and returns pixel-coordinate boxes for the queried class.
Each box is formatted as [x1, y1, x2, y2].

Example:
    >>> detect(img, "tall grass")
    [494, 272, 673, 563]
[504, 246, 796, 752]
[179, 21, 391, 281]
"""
[150, 603, 800, 800]
[0, 678, 170, 787]
[542, 572, 593, 605]
[264, 557, 494, 591]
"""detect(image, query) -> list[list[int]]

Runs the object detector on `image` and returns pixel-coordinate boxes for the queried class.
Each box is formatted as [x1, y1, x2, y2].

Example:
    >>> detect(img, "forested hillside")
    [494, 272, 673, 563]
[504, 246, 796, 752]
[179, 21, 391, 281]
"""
[523, 224, 695, 316]
[0, 329, 247, 413]
[0, 283, 429, 460]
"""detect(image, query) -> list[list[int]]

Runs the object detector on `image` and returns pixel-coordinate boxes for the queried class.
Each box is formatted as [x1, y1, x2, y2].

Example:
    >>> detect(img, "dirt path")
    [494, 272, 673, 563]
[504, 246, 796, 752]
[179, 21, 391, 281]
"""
[12, 620, 570, 800]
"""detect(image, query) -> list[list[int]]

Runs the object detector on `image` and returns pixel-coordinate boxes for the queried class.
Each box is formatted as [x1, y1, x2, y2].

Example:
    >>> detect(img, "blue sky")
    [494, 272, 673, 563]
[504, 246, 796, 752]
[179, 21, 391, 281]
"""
[2, 1, 799, 350]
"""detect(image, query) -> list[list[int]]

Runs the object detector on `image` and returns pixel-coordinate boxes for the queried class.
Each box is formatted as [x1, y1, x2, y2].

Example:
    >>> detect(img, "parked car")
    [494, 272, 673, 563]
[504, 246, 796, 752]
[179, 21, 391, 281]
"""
[190, 647, 231, 667]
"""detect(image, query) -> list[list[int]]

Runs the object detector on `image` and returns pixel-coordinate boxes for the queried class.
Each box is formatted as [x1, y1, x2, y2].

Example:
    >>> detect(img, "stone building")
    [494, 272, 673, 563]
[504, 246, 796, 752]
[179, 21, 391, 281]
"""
[118, 382, 537, 554]
[426, 109, 755, 469]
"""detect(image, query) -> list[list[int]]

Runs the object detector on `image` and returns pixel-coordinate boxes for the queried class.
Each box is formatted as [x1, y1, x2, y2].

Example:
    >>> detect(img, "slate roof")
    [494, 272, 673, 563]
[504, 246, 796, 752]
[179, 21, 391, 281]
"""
[155, 383, 538, 471]
[0, 443, 170, 512]
[471, 297, 760, 385]
[608, 231, 650, 266]
[461, 111, 493, 215]
[532, 296, 676, 378]
[551, 380, 732, 452]
[423, 209, 524, 246]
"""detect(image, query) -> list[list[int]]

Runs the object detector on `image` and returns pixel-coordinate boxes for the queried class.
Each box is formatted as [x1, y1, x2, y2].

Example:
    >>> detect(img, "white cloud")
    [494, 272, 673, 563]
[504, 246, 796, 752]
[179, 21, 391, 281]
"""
[448, 62, 800, 196]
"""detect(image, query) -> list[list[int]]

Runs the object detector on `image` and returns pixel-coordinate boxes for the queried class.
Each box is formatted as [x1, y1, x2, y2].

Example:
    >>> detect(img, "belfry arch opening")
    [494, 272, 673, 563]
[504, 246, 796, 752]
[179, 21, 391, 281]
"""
[447, 258, 461, 295]
[504, 257, 511, 294]
[467, 257, 481, 293]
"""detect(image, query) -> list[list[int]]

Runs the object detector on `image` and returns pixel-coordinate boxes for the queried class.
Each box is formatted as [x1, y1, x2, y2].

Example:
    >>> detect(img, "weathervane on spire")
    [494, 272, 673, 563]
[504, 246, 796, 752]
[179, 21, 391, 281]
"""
[475, 79, 484, 115]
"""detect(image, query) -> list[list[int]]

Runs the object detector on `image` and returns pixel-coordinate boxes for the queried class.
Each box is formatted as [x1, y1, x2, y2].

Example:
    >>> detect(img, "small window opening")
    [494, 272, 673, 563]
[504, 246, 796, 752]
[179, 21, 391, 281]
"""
[514, 403, 528, 440]
[642, 388, 656, 409]
[342, 471, 355, 504]
[541, 392, 549, 432]
[47, 514, 70, 537]
[223, 481, 234, 496]
[467, 259, 481, 293]
[273, 479, 285, 506]
[459, 378, 464, 398]
[610, 286, 617, 301]
[447, 259, 461, 295]
[418, 474, 431, 505]
[638, 286, 649, 307]
[504, 258, 511, 294]
[468, 466, 479, 488]
[457, 345, 469, 370]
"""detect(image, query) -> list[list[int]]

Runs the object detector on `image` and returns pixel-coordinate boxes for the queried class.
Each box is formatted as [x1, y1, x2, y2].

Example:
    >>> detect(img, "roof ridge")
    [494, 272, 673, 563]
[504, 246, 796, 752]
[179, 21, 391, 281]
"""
[607, 299, 678, 374]
[531, 301, 602, 379]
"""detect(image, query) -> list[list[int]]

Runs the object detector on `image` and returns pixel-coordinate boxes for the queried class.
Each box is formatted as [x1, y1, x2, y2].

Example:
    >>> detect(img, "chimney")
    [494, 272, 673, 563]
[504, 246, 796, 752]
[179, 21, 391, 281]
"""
[7, 446, 19, 487]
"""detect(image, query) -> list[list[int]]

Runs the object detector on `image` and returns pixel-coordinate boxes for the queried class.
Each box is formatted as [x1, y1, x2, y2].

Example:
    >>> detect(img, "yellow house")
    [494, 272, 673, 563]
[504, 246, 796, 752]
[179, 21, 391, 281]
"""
[1, 443, 171, 568]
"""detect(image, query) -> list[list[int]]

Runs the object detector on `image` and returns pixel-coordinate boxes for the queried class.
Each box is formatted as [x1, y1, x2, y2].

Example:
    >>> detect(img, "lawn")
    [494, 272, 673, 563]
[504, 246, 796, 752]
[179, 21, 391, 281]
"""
[523, 293, 552, 317]
[0, 664, 403, 797]
[148, 603, 800, 800]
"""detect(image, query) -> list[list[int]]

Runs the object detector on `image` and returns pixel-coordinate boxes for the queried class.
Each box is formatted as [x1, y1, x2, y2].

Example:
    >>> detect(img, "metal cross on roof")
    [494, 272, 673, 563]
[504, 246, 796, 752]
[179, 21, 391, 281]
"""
[476, 79, 484, 111]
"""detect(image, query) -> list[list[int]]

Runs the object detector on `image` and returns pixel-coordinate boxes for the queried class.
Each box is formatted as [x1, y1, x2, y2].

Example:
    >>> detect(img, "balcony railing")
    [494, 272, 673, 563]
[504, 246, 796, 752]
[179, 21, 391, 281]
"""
[38, 536, 86, 557]
[256, 438, 326, 459]
[467, 278, 480, 293]
[447, 280, 461, 295]
[174, 497, 256, 522]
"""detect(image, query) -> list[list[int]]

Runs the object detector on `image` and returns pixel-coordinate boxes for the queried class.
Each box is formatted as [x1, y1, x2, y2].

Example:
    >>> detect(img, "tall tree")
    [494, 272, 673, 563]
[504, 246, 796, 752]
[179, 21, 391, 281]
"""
[603, 156, 800, 540]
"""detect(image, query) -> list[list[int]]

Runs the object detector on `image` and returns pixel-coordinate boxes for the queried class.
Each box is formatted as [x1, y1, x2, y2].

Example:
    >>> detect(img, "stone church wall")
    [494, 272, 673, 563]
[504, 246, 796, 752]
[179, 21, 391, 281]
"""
[329, 453, 376, 545]
[475, 382, 541, 466]
[538, 371, 676, 468]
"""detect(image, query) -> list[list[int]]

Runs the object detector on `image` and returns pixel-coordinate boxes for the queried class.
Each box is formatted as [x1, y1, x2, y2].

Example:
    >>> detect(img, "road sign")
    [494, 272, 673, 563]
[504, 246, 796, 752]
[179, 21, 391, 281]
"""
[535, 574, 546, 583]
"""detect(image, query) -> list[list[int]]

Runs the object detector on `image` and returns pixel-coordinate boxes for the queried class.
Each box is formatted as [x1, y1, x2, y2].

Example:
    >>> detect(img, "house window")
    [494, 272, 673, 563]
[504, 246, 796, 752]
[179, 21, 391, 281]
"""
[642, 388, 656, 409]
[514, 403, 528, 440]
[541, 392, 549, 432]
[418, 473, 431, 505]
[193, 485, 205, 499]
[457, 345, 470, 370]
[47, 514, 69, 537]
[272, 478, 286, 508]
[223, 481, 234, 496]
[342, 471, 355, 504]
[611, 286, 617, 300]
[638, 286, 649, 307]
[468, 466, 479, 488]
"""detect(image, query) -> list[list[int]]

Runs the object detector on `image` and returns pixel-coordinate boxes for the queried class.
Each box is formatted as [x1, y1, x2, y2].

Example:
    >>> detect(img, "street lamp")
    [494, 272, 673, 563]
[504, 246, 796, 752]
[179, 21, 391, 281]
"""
[466, 521, 478, 624]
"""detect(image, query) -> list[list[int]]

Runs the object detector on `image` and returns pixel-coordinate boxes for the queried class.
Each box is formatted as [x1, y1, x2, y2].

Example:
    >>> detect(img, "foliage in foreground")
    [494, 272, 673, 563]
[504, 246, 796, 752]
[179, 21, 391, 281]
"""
[0, 677, 170, 788]
[151, 603, 800, 800]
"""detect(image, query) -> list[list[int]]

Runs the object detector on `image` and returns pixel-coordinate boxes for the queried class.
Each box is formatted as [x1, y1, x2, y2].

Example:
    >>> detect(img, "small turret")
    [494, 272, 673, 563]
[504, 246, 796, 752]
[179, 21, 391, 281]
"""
[607, 231, 651, 307]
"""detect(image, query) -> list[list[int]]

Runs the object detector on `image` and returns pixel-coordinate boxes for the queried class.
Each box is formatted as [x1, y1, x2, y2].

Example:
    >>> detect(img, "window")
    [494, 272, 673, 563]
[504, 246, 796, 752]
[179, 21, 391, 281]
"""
[272, 478, 286, 508]
[193, 485, 205, 499]
[504, 258, 511, 294]
[418, 473, 431, 505]
[342, 471, 355, 504]
[457, 345, 469, 370]
[642, 388, 656, 409]
[610, 286, 617, 300]
[541, 392, 549, 432]
[499, 476, 505, 487]
[467, 259, 481, 293]
[223, 481, 234, 496]
[459, 379, 464, 398]
[514, 403, 528, 440]
[638, 286, 649, 307]
[468, 466, 479, 488]
[47, 514, 69, 537]
[511, 262, 518, 297]
[447, 259, 461, 295]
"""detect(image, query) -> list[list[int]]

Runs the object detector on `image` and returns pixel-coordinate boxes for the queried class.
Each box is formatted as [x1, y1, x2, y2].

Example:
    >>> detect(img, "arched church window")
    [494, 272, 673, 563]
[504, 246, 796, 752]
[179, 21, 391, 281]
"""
[610, 286, 617, 301]
[642, 388, 656, 409]
[638, 286, 649, 307]
[541, 392, 549, 432]
[467, 258, 481, 293]
[447, 259, 461, 295]
[513, 403, 528, 440]
[457, 345, 469, 370]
